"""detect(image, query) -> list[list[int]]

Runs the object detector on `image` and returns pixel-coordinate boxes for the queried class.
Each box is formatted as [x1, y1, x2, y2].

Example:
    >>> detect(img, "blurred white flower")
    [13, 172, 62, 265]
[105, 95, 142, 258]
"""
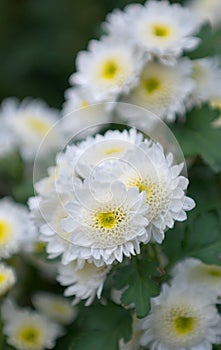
[70, 36, 145, 102]
[187, 0, 221, 28]
[57, 260, 111, 306]
[0, 197, 37, 258]
[170, 258, 221, 298]
[122, 59, 194, 122]
[189, 58, 221, 107]
[138, 283, 221, 350]
[61, 87, 111, 139]
[112, 141, 195, 243]
[32, 292, 77, 325]
[0, 98, 61, 161]
[0, 119, 17, 158]
[122, 0, 200, 64]
[2, 299, 63, 350]
[0, 263, 16, 296]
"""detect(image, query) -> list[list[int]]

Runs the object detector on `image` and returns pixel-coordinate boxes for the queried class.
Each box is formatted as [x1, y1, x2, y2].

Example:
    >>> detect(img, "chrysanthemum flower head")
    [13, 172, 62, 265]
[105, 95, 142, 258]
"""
[70, 36, 145, 101]
[124, 0, 200, 63]
[57, 260, 111, 306]
[0, 263, 16, 296]
[0, 98, 61, 161]
[189, 58, 221, 107]
[74, 128, 144, 178]
[2, 299, 63, 350]
[0, 119, 17, 159]
[138, 283, 221, 350]
[61, 87, 111, 139]
[32, 292, 77, 325]
[170, 258, 221, 298]
[61, 179, 149, 266]
[188, 0, 221, 28]
[0, 197, 37, 258]
[112, 141, 195, 243]
[122, 59, 194, 122]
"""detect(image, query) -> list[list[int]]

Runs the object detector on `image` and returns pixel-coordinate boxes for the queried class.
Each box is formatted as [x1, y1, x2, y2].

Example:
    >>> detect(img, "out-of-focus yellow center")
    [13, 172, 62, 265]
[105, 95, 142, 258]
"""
[105, 147, 123, 155]
[174, 316, 196, 335]
[18, 327, 40, 346]
[143, 77, 161, 94]
[24, 116, 51, 136]
[0, 273, 7, 283]
[152, 24, 171, 37]
[80, 100, 90, 108]
[34, 242, 46, 253]
[206, 265, 221, 277]
[96, 212, 116, 229]
[0, 220, 12, 245]
[100, 60, 119, 80]
[52, 301, 68, 314]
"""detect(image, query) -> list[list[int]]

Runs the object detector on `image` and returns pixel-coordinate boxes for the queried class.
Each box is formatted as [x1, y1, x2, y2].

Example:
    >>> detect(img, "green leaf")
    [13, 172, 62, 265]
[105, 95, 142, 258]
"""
[113, 257, 160, 318]
[171, 105, 221, 172]
[163, 204, 221, 266]
[70, 302, 132, 350]
[188, 23, 221, 59]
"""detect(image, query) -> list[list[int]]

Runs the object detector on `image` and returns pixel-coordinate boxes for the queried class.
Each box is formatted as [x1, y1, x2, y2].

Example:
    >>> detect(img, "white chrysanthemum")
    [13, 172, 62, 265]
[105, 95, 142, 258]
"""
[0, 197, 37, 258]
[170, 258, 221, 298]
[29, 191, 75, 260]
[188, 0, 221, 28]
[0, 98, 61, 161]
[70, 36, 145, 101]
[102, 9, 129, 40]
[138, 284, 221, 350]
[57, 260, 111, 306]
[122, 59, 194, 122]
[124, 0, 200, 63]
[2, 299, 63, 350]
[61, 87, 111, 139]
[32, 292, 77, 325]
[188, 58, 221, 107]
[112, 141, 195, 243]
[73, 128, 144, 178]
[61, 180, 149, 266]
[0, 263, 16, 296]
[0, 119, 17, 158]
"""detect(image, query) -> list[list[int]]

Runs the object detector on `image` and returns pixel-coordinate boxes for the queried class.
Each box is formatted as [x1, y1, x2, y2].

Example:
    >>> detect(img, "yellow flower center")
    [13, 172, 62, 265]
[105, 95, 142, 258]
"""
[174, 316, 196, 335]
[52, 301, 68, 314]
[96, 212, 116, 229]
[152, 24, 171, 37]
[105, 147, 123, 155]
[24, 116, 51, 136]
[34, 242, 46, 253]
[0, 219, 12, 245]
[0, 273, 7, 283]
[143, 77, 161, 94]
[18, 327, 40, 347]
[205, 265, 221, 277]
[80, 100, 90, 108]
[128, 178, 152, 198]
[101, 60, 119, 80]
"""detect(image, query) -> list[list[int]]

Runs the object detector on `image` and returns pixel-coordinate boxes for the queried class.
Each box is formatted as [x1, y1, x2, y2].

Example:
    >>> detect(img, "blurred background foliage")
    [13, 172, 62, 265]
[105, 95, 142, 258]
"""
[0, 0, 184, 109]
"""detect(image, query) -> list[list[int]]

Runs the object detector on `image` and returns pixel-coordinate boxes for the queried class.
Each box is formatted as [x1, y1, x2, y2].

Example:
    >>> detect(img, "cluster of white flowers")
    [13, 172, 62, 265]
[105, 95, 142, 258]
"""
[29, 128, 195, 306]
[59, 0, 221, 134]
[120, 258, 221, 350]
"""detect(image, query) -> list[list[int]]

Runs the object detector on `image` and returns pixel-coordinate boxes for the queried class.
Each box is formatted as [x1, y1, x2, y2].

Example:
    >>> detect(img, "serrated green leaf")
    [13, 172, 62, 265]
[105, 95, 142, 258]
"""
[163, 204, 221, 266]
[113, 257, 160, 318]
[172, 105, 221, 172]
[70, 302, 132, 350]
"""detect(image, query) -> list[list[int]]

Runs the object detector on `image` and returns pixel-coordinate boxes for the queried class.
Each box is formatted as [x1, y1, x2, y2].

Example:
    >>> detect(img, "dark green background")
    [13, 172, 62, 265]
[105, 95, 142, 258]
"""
[0, 0, 183, 109]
